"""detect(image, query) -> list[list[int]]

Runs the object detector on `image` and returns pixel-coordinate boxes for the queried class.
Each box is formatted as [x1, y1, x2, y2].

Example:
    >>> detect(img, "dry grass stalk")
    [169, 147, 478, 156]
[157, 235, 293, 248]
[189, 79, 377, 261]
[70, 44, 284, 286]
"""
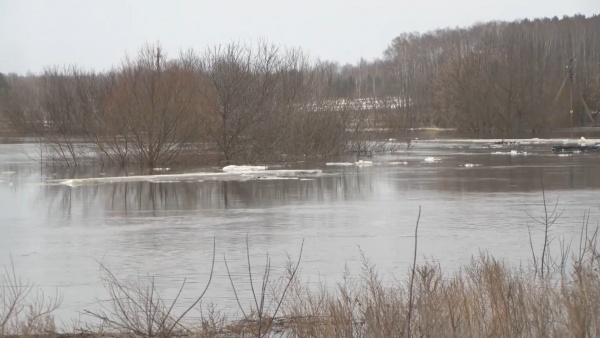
[83, 238, 215, 337]
[3, 210, 600, 338]
[1, 257, 62, 336]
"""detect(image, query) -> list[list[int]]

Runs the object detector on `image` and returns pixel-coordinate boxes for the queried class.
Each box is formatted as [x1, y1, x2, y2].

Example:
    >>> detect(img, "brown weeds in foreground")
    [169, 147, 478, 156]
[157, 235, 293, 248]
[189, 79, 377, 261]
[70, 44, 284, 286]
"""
[82, 238, 216, 338]
[0, 257, 62, 336]
[276, 250, 600, 338]
[3, 214, 600, 337]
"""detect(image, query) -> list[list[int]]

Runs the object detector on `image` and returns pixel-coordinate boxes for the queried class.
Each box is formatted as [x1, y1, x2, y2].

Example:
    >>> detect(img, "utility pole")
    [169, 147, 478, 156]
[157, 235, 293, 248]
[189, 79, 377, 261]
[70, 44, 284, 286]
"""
[568, 58, 574, 139]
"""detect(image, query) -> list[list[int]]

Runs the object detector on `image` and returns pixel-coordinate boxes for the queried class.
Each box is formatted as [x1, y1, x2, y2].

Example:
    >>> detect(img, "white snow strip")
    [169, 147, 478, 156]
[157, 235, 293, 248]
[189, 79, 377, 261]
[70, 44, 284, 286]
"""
[355, 160, 373, 166]
[222, 165, 268, 172]
[55, 169, 323, 187]
[420, 138, 600, 145]
[491, 150, 528, 155]
[387, 161, 409, 165]
[253, 176, 299, 181]
[423, 157, 442, 163]
[461, 163, 481, 167]
[326, 162, 354, 166]
[152, 168, 171, 172]
[1, 171, 16, 175]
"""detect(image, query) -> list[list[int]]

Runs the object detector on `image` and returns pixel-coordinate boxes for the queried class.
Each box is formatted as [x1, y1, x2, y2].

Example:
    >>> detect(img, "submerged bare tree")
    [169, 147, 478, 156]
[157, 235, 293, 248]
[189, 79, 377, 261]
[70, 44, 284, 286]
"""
[199, 42, 284, 162]
[100, 44, 200, 167]
[36, 67, 91, 165]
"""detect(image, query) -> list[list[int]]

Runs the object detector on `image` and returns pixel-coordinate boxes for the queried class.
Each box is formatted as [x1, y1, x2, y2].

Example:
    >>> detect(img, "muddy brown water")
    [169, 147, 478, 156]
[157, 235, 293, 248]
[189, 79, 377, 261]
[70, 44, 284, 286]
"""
[1, 138, 600, 325]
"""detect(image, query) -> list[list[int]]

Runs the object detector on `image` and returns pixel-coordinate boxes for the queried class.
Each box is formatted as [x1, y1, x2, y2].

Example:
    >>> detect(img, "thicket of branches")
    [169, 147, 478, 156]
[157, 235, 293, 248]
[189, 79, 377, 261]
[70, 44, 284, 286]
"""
[1, 14, 600, 166]
[0, 42, 366, 166]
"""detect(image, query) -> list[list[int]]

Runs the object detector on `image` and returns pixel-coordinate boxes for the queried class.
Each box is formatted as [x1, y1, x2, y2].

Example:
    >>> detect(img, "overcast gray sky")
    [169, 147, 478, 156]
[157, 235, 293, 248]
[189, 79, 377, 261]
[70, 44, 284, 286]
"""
[1, 0, 598, 74]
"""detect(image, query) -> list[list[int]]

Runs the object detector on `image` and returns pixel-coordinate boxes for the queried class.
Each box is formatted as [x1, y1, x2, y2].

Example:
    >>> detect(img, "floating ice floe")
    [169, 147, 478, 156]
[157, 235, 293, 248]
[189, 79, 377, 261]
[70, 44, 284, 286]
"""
[423, 157, 442, 163]
[558, 153, 572, 157]
[491, 150, 528, 156]
[577, 137, 596, 146]
[460, 163, 481, 167]
[54, 168, 323, 187]
[1, 171, 16, 175]
[327, 161, 407, 167]
[251, 176, 299, 181]
[222, 165, 268, 172]
[326, 162, 354, 166]
[152, 168, 171, 172]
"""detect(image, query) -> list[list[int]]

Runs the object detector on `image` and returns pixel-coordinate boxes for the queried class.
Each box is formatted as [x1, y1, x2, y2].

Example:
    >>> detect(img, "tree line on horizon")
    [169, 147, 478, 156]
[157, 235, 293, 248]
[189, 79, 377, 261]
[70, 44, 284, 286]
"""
[0, 14, 599, 166]
[328, 13, 600, 134]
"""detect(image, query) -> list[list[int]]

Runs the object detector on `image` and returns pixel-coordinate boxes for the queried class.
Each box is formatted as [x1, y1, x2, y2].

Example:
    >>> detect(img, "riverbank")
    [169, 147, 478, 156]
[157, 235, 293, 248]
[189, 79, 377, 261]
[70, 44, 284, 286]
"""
[2, 225, 599, 338]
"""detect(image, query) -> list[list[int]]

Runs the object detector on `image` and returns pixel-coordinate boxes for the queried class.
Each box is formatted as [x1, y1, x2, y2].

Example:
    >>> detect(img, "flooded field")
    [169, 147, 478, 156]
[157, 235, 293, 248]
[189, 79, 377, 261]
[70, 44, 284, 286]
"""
[1, 138, 600, 324]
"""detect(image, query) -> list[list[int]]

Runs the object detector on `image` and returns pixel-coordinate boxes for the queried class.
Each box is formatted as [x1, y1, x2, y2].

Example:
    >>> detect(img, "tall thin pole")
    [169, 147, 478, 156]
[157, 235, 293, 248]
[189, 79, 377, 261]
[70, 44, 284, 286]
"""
[570, 85, 573, 139]
[568, 58, 574, 139]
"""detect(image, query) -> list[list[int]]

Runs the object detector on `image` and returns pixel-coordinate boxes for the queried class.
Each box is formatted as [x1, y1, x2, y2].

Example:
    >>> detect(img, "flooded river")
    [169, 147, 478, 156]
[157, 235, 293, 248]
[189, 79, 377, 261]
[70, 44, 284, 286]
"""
[1, 138, 600, 324]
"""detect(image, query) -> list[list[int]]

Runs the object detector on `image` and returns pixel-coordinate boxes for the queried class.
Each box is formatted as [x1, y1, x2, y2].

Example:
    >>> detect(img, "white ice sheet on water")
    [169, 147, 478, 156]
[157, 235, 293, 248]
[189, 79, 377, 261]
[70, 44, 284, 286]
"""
[420, 137, 600, 145]
[53, 166, 322, 187]
[326, 162, 354, 166]
[423, 157, 442, 163]
[222, 165, 268, 172]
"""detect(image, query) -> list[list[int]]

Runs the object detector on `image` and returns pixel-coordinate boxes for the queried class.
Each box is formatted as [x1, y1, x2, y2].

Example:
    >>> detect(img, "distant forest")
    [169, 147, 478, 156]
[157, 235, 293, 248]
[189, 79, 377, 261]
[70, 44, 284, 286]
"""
[0, 14, 599, 165]
[325, 14, 600, 134]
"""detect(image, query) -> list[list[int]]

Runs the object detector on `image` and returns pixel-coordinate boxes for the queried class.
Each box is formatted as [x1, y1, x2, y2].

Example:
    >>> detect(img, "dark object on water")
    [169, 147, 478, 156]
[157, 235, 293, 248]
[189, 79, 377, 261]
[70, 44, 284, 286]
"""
[552, 145, 600, 153]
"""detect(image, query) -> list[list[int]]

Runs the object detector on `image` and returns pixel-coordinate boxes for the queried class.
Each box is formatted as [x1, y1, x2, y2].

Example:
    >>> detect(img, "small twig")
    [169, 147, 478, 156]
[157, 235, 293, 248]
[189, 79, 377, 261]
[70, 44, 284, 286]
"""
[527, 224, 538, 276]
[246, 234, 261, 318]
[224, 255, 248, 320]
[168, 237, 216, 336]
[406, 206, 421, 338]
[263, 239, 304, 336]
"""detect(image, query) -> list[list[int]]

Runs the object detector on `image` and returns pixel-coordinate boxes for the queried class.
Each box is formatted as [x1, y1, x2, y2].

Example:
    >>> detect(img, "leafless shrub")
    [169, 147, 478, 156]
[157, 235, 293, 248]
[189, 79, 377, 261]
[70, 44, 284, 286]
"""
[1, 257, 62, 336]
[97, 44, 201, 167]
[84, 238, 215, 337]
[223, 235, 304, 338]
[526, 179, 565, 278]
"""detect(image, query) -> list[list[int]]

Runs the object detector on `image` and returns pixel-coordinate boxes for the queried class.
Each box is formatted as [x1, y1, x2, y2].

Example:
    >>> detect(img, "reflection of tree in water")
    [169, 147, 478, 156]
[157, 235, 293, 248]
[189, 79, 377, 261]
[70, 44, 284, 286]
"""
[40, 173, 377, 214]
[42, 183, 102, 221]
